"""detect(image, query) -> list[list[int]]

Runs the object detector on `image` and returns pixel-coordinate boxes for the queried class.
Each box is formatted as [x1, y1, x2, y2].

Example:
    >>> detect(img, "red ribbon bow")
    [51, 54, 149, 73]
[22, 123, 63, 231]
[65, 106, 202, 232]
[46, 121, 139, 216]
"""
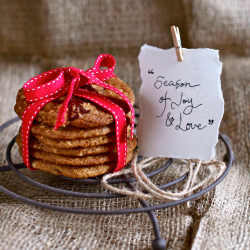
[21, 54, 134, 172]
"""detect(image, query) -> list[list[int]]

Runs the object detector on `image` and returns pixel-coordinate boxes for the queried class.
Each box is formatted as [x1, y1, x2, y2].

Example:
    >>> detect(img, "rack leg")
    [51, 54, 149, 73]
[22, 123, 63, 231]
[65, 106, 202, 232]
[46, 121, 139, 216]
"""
[122, 174, 166, 250]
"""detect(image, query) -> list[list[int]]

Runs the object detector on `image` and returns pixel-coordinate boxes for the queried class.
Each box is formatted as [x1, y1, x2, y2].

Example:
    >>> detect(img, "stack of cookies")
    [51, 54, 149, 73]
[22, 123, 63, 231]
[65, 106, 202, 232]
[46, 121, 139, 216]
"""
[14, 77, 137, 179]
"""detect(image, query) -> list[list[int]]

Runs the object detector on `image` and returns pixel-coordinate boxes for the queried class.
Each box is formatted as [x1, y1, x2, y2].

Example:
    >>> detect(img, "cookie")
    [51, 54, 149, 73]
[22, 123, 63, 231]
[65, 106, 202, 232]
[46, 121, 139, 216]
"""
[16, 133, 137, 157]
[32, 125, 131, 149]
[31, 122, 131, 140]
[29, 149, 125, 166]
[14, 77, 134, 128]
[32, 133, 117, 149]
[17, 137, 136, 166]
[31, 140, 135, 165]
[16, 133, 114, 156]
[16, 127, 136, 166]
[30, 152, 133, 179]
[31, 122, 116, 139]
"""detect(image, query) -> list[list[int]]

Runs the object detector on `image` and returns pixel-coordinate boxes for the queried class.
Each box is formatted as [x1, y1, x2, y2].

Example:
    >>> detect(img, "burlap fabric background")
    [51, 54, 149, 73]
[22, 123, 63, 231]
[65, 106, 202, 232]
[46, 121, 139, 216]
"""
[0, 0, 248, 249]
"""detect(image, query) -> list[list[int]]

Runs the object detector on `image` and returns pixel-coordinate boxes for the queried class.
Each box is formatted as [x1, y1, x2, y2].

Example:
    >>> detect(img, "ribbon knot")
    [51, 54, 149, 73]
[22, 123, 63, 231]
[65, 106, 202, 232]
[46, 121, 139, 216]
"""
[21, 54, 134, 172]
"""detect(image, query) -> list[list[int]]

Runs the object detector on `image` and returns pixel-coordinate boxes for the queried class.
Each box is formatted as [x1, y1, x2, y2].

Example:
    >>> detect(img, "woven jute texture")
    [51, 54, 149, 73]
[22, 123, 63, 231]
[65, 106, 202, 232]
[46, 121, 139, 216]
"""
[0, 0, 247, 249]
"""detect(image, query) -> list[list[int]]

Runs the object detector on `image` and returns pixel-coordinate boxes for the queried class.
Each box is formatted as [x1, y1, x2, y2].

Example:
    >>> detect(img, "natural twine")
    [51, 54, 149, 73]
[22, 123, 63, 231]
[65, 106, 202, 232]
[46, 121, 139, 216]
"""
[102, 151, 226, 201]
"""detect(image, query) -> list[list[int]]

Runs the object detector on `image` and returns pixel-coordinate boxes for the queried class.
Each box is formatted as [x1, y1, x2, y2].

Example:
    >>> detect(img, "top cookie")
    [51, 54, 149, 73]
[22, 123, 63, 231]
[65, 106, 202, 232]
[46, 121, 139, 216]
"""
[14, 77, 135, 128]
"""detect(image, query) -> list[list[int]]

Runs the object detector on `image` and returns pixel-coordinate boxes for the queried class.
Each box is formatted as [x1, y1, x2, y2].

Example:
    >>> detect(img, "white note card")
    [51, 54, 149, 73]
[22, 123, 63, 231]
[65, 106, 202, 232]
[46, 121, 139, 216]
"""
[137, 45, 224, 160]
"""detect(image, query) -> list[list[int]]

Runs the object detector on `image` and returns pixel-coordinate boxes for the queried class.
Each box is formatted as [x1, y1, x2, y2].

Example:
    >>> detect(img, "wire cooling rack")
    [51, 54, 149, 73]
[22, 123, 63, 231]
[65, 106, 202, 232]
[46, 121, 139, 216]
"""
[0, 116, 234, 250]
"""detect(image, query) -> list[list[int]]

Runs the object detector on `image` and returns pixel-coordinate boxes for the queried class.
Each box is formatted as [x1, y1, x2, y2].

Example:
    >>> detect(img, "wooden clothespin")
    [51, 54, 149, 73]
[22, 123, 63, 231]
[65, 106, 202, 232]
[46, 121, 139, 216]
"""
[170, 26, 184, 62]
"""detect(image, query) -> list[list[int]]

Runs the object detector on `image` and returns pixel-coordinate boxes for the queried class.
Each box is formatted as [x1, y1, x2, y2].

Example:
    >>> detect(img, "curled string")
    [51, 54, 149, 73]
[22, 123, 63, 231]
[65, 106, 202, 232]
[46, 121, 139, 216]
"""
[101, 152, 226, 201]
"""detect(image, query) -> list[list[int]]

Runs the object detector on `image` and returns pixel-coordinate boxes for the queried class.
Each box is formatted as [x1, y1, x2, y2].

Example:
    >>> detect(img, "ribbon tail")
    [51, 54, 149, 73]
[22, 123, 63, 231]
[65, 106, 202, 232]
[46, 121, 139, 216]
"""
[54, 77, 78, 130]
[74, 89, 127, 172]
[21, 98, 54, 169]
[54, 100, 69, 130]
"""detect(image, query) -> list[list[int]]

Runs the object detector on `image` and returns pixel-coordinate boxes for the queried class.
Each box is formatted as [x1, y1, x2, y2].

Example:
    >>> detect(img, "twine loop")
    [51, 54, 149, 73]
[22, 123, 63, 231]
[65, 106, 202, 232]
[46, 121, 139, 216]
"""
[102, 151, 226, 201]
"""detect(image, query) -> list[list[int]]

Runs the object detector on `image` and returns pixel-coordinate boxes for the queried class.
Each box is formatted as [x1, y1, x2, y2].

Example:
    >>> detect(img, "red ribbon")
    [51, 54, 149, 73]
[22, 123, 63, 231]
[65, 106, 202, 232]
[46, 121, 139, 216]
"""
[21, 54, 134, 172]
